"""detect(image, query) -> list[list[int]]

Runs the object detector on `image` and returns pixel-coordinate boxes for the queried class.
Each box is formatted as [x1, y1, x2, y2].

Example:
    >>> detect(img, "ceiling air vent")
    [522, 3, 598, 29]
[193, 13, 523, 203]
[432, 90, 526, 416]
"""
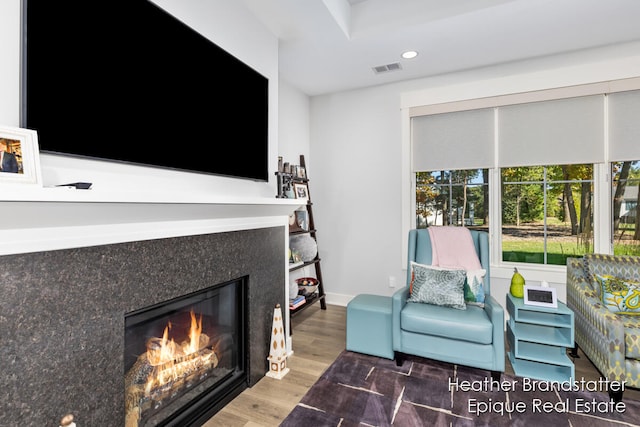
[372, 62, 402, 74]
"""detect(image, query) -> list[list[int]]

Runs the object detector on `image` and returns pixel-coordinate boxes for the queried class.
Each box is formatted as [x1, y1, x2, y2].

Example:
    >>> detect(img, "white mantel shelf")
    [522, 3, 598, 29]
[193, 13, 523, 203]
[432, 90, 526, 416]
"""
[0, 187, 303, 223]
[0, 187, 303, 255]
[0, 185, 302, 206]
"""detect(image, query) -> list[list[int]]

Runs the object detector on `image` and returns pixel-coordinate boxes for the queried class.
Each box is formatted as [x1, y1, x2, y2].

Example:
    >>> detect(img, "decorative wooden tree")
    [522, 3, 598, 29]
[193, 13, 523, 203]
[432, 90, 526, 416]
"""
[266, 304, 289, 379]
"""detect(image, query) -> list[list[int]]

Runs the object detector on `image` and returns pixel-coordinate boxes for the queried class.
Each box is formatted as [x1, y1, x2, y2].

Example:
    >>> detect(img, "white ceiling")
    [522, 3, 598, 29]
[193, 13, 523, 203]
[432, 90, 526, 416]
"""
[241, 0, 640, 96]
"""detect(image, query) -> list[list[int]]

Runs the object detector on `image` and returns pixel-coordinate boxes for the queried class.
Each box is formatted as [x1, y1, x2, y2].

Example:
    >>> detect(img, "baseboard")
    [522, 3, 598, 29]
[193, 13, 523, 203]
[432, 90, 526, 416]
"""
[325, 292, 353, 307]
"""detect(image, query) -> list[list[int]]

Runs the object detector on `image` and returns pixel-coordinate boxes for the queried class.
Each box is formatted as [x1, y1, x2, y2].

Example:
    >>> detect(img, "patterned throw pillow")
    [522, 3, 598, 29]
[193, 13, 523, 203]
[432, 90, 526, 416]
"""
[585, 254, 640, 297]
[464, 269, 486, 307]
[408, 262, 467, 310]
[595, 274, 640, 315]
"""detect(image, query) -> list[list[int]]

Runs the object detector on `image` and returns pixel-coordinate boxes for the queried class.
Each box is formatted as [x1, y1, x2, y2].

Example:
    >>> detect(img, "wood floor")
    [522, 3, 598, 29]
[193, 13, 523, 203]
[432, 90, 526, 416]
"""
[204, 303, 639, 426]
[203, 304, 347, 426]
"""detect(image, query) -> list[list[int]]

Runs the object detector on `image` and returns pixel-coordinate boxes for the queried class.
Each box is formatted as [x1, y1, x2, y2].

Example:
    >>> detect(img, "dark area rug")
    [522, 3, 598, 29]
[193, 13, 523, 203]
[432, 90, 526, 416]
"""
[280, 350, 640, 426]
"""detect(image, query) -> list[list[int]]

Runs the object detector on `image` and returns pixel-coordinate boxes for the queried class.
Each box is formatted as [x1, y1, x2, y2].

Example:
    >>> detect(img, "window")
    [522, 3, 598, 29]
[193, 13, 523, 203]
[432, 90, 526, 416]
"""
[407, 80, 640, 271]
[501, 164, 593, 265]
[415, 169, 489, 230]
[612, 161, 640, 256]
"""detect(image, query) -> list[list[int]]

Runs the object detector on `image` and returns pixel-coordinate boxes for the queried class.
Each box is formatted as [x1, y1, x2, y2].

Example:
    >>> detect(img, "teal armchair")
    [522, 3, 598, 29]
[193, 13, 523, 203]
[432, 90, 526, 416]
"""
[392, 229, 505, 379]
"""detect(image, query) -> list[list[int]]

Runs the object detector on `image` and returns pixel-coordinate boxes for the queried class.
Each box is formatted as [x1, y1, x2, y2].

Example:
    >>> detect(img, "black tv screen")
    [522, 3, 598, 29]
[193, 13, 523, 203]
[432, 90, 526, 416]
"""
[21, 0, 269, 181]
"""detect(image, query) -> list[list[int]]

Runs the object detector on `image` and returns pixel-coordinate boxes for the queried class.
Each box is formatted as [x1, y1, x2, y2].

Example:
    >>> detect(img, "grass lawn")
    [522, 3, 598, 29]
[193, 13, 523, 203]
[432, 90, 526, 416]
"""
[503, 239, 640, 265]
[502, 241, 590, 265]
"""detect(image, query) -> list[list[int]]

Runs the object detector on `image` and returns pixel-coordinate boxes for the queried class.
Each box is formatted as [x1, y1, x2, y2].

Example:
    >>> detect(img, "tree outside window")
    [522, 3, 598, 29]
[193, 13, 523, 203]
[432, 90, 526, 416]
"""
[415, 169, 489, 230]
[501, 164, 593, 266]
[612, 161, 640, 255]
[415, 163, 639, 265]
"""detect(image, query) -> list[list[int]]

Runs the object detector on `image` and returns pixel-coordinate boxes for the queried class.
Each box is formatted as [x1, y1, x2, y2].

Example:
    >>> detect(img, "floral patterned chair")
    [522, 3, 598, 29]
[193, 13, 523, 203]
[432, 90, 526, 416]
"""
[566, 254, 640, 401]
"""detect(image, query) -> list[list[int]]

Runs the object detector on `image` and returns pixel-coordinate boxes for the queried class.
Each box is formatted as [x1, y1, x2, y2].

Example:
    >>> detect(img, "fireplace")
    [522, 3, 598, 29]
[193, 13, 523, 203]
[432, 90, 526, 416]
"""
[124, 278, 247, 426]
[0, 227, 285, 426]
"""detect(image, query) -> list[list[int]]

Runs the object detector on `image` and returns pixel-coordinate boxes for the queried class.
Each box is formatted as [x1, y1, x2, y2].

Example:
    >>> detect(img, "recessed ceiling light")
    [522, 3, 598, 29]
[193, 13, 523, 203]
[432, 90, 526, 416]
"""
[401, 50, 418, 59]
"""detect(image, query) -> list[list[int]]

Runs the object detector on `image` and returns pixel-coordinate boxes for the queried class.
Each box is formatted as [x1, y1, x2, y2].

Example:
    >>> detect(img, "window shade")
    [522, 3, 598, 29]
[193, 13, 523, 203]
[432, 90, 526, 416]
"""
[498, 95, 604, 167]
[608, 90, 640, 161]
[411, 108, 494, 171]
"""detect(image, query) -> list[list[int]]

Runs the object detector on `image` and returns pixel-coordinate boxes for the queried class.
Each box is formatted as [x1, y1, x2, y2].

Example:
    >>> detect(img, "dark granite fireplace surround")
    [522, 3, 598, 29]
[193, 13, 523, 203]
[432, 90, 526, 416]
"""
[0, 227, 285, 426]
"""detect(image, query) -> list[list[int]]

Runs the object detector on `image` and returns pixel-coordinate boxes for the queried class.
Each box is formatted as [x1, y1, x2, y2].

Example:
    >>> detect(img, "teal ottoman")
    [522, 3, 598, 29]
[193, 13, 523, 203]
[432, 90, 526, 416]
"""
[346, 294, 394, 359]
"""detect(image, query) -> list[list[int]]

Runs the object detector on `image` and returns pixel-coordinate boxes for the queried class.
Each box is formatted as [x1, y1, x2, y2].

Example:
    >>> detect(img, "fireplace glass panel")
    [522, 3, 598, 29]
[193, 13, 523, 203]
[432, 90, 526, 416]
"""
[124, 277, 247, 426]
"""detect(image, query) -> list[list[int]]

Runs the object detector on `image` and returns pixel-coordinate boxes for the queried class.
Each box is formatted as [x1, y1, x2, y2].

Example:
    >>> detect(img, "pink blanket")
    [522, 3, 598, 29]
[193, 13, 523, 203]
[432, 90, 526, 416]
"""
[428, 226, 482, 271]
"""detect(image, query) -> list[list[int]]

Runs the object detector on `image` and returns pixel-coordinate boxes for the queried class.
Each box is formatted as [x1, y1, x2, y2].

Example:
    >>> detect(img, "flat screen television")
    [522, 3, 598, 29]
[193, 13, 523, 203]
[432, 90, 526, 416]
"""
[21, 0, 269, 182]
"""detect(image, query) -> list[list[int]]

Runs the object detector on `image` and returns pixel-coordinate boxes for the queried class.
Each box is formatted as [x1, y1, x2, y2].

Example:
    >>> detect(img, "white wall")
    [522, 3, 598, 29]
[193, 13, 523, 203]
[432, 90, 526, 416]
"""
[0, 0, 279, 201]
[278, 79, 311, 165]
[309, 42, 640, 308]
[309, 86, 407, 305]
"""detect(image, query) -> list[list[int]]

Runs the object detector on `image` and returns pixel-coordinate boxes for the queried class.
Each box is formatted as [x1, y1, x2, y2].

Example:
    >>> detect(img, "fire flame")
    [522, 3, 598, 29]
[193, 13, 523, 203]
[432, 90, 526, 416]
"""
[143, 309, 209, 395]
[187, 310, 203, 354]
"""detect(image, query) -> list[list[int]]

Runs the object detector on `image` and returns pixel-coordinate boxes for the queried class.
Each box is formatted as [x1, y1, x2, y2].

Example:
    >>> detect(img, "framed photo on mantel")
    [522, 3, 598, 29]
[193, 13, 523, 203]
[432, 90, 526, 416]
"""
[0, 125, 42, 187]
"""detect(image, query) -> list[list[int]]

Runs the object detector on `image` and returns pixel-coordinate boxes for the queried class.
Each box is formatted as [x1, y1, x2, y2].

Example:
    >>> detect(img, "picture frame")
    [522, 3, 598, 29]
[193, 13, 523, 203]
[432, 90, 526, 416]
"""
[288, 212, 303, 232]
[523, 285, 558, 308]
[0, 125, 42, 186]
[293, 182, 309, 201]
[297, 166, 307, 179]
[295, 209, 309, 231]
